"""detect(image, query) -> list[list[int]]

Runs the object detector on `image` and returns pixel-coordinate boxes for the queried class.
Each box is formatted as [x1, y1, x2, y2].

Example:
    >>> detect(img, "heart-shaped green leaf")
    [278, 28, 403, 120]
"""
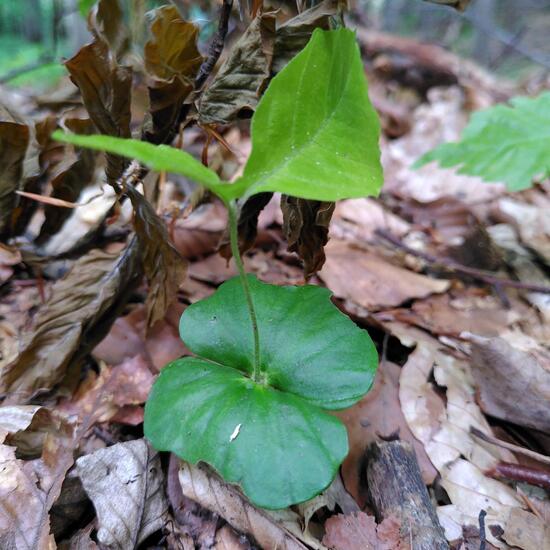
[53, 27, 383, 204]
[144, 276, 377, 508]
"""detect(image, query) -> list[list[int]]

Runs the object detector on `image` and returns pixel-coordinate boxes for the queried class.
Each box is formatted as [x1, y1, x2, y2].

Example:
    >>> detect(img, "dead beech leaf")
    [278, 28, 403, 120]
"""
[322, 512, 409, 550]
[0, 241, 142, 402]
[470, 333, 550, 433]
[339, 360, 437, 507]
[178, 462, 316, 550]
[0, 424, 75, 549]
[76, 439, 168, 550]
[0, 120, 29, 235]
[272, 0, 338, 73]
[330, 198, 410, 243]
[89, 0, 129, 60]
[143, 6, 202, 145]
[319, 239, 449, 311]
[199, 13, 276, 125]
[0, 405, 62, 458]
[501, 507, 550, 550]
[144, 5, 203, 82]
[65, 38, 132, 186]
[127, 185, 187, 327]
[281, 196, 335, 278]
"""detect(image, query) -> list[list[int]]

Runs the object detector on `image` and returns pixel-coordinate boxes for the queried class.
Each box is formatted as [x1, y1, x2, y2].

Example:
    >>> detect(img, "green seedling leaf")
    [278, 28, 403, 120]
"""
[233, 27, 382, 201]
[53, 28, 382, 203]
[144, 276, 377, 508]
[416, 91, 550, 191]
[51, 131, 226, 196]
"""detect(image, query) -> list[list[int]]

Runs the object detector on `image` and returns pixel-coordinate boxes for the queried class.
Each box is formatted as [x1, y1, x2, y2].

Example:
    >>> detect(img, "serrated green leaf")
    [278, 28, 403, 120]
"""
[144, 276, 377, 508]
[416, 92, 550, 191]
[53, 28, 383, 203]
[232, 27, 383, 201]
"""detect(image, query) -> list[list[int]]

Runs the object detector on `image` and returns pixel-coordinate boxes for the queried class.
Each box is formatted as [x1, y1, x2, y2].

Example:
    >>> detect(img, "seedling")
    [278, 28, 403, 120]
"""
[55, 28, 383, 509]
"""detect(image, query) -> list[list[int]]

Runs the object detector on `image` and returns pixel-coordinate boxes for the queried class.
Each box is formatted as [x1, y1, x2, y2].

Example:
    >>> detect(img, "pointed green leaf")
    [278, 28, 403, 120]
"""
[416, 92, 550, 191]
[51, 131, 233, 199]
[232, 27, 383, 201]
[144, 276, 377, 508]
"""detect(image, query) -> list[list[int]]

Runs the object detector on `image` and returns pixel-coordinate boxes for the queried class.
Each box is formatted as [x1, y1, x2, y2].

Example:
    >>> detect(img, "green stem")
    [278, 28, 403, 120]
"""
[227, 200, 261, 380]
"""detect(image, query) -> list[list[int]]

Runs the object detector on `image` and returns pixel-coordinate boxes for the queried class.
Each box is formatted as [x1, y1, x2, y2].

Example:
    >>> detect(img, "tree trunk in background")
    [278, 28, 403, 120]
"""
[21, 0, 43, 42]
[472, 0, 497, 65]
[63, 0, 90, 53]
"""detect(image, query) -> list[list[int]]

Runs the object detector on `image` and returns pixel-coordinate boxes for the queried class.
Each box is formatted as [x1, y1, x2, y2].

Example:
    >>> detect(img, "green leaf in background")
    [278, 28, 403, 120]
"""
[144, 276, 378, 508]
[416, 91, 550, 191]
[233, 27, 383, 201]
[78, 0, 97, 17]
[53, 28, 383, 203]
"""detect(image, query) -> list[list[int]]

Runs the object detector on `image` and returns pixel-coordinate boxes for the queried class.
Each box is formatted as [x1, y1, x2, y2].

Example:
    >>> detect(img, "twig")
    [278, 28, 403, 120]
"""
[487, 462, 550, 491]
[470, 427, 550, 466]
[195, 0, 234, 90]
[478, 510, 487, 550]
[376, 229, 550, 294]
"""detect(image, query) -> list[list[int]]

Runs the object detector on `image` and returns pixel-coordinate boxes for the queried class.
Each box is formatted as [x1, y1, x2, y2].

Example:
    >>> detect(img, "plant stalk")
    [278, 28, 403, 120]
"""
[227, 200, 261, 380]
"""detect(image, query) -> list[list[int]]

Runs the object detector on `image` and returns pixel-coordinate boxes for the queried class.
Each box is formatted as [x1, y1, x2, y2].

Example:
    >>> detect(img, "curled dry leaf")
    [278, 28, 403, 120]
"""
[199, 13, 276, 125]
[88, 0, 129, 60]
[0, 241, 142, 402]
[143, 5, 203, 145]
[127, 185, 187, 327]
[65, 38, 132, 186]
[319, 239, 450, 311]
[470, 333, 550, 433]
[178, 462, 321, 550]
[0, 420, 75, 549]
[76, 439, 168, 550]
[0, 405, 61, 458]
[322, 512, 409, 550]
[0, 118, 29, 236]
[281, 196, 335, 279]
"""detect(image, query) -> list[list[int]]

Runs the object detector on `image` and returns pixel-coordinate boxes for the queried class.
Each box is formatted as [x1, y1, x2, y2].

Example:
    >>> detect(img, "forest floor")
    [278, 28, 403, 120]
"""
[0, 16, 549, 550]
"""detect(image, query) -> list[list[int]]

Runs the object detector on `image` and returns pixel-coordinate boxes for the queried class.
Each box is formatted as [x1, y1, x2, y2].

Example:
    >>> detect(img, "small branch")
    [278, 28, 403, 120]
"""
[487, 462, 550, 491]
[470, 427, 550, 466]
[376, 229, 550, 294]
[228, 200, 261, 380]
[195, 0, 234, 90]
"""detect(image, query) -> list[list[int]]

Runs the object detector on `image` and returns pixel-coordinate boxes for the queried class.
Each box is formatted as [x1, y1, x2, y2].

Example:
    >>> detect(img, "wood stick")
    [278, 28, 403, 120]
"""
[365, 440, 449, 550]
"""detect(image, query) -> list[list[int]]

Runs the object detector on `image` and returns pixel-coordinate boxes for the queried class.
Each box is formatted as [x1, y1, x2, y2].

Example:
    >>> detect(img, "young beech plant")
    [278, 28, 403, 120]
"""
[54, 28, 383, 509]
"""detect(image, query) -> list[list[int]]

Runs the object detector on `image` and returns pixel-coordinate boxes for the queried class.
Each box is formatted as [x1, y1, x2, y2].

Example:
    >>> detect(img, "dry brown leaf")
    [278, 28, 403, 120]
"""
[319, 239, 449, 311]
[65, 38, 132, 186]
[143, 5, 202, 145]
[127, 185, 187, 327]
[322, 512, 409, 550]
[494, 197, 550, 264]
[0, 242, 142, 402]
[0, 119, 29, 236]
[178, 462, 318, 550]
[76, 439, 168, 550]
[88, 0, 129, 60]
[214, 525, 250, 550]
[0, 424, 75, 549]
[470, 333, 550, 433]
[58, 355, 154, 425]
[391, 290, 524, 338]
[199, 13, 276, 124]
[339, 360, 437, 507]
[281, 196, 335, 279]
[501, 507, 550, 550]
[330, 198, 410, 243]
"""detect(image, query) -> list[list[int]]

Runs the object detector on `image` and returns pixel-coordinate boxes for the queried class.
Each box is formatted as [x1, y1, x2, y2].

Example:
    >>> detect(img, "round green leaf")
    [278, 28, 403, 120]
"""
[145, 357, 348, 509]
[144, 276, 378, 508]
